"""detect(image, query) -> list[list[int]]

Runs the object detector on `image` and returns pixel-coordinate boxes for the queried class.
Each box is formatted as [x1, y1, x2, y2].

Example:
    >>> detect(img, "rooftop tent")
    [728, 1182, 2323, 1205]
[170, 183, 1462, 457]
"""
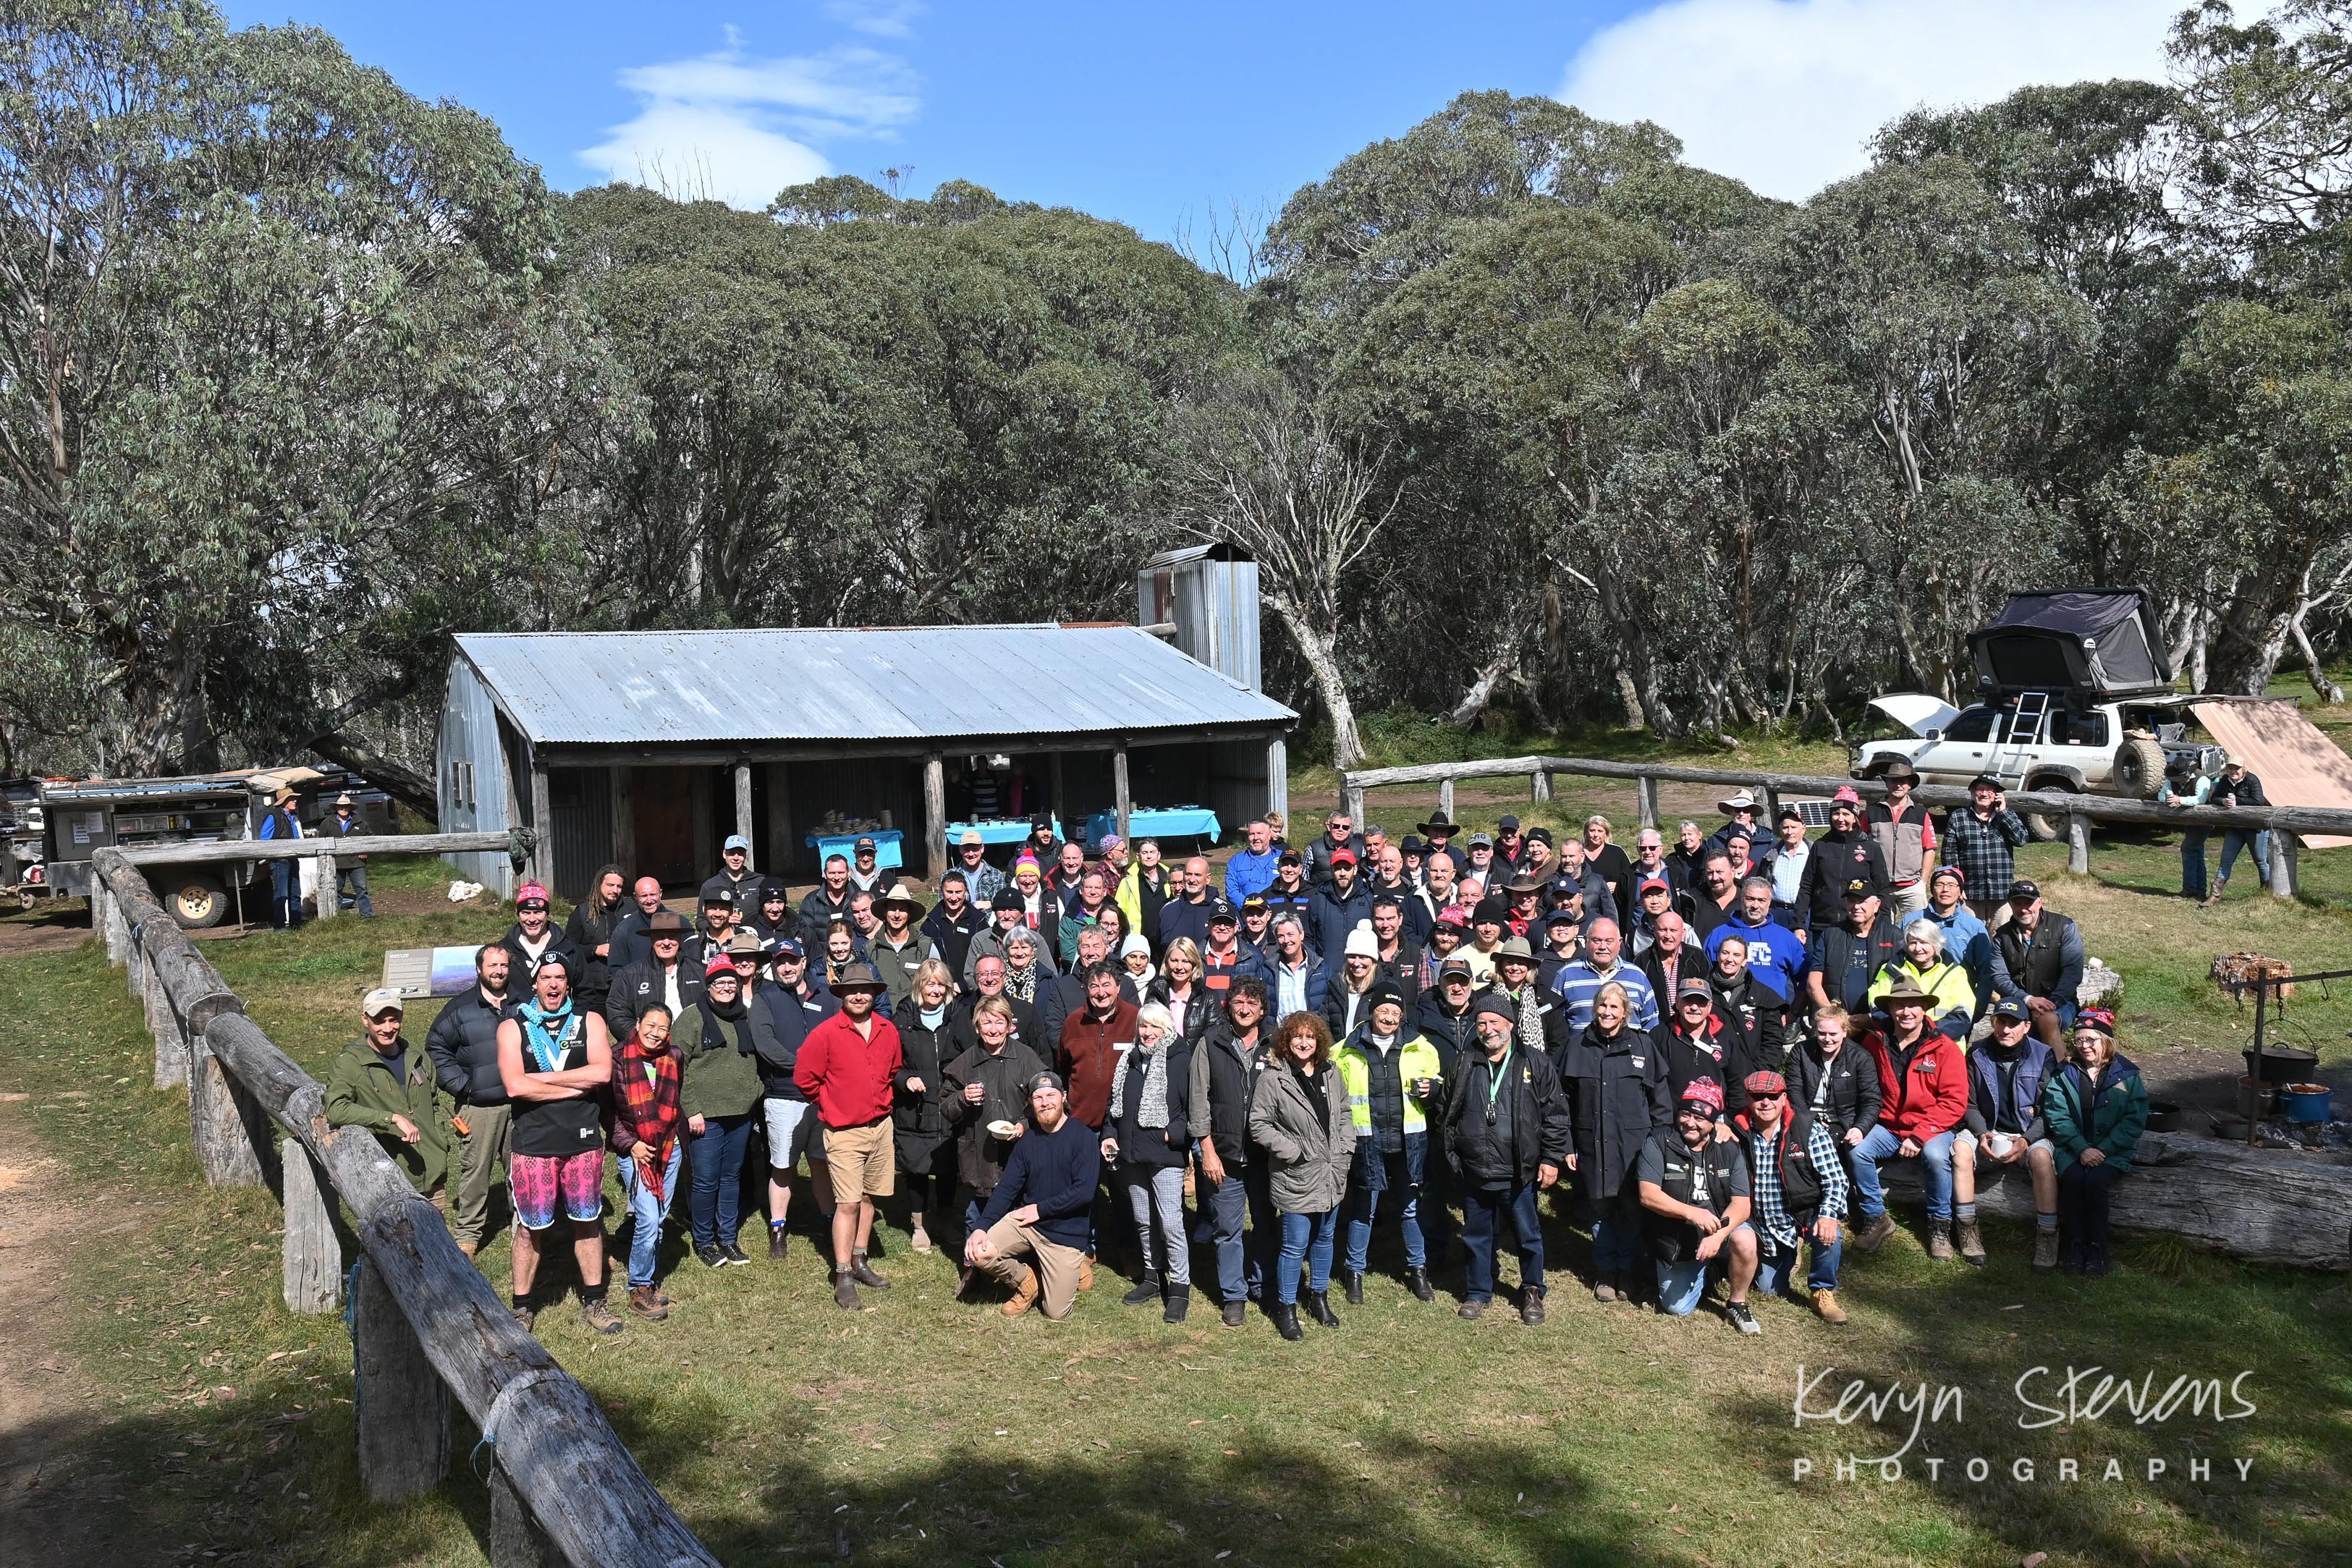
[1967, 588, 2173, 699]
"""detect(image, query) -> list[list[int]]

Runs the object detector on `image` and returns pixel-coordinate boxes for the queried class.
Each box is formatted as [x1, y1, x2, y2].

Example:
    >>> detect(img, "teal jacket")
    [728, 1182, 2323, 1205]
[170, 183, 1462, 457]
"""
[2042, 1053, 2149, 1174]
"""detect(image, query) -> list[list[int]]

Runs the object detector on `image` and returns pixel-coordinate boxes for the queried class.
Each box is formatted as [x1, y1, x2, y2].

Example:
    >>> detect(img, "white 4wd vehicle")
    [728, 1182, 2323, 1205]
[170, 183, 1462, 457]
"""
[1850, 587, 2221, 838]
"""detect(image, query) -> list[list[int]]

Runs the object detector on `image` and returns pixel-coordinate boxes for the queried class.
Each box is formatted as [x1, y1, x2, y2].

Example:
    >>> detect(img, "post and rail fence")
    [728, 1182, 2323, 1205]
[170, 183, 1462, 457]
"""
[86, 838, 719, 1568]
[1337, 755, 2346, 899]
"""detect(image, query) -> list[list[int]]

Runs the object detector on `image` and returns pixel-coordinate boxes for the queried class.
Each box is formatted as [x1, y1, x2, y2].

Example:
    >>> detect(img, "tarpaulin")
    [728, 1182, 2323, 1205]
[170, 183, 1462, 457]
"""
[2189, 699, 2352, 849]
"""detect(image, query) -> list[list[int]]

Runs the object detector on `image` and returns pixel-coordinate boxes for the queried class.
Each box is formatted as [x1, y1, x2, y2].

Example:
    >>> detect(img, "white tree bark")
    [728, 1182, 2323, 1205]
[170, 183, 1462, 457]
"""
[1268, 589, 1366, 768]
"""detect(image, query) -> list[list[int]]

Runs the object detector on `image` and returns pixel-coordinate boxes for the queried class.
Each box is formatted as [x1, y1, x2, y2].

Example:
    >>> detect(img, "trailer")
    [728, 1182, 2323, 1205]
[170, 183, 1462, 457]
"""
[38, 765, 394, 928]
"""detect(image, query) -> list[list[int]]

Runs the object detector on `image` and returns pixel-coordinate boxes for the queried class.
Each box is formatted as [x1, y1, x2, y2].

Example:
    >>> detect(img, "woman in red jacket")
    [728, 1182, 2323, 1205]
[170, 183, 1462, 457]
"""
[1848, 977, 1971, 1262]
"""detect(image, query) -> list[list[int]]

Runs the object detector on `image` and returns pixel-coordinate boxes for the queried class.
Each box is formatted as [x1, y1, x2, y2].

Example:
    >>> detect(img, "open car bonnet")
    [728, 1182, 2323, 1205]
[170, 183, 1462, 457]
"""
[1867, 695, 1961, 737]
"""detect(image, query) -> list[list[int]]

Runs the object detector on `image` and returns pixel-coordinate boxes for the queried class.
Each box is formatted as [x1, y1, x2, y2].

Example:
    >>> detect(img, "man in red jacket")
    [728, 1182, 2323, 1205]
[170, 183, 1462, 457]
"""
[1057, 959, 1138, 1287]
[795, 962, 905, 1311]
[1849, 975, 1970, 1261]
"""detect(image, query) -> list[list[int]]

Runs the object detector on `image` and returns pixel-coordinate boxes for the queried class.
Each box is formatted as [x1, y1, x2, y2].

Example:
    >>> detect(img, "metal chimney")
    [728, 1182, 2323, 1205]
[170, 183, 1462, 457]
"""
[1139, 543, 1261, 692]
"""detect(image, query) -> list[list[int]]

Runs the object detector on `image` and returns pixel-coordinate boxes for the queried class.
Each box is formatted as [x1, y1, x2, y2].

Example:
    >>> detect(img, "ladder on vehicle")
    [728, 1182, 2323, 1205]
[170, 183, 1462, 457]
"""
[1992, 691, 2049, 787]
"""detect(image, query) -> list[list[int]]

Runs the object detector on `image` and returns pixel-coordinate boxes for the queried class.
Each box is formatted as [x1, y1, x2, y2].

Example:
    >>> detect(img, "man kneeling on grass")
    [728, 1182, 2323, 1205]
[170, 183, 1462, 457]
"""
[1639, 1077, 1761, 1334]
[965, 1072, 1101, 1320]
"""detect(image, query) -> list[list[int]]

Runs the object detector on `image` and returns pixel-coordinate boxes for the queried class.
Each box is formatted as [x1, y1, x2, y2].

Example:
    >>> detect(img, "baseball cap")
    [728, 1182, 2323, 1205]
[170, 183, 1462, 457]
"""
[360, 986, 405, 1017]
[770, 936, 806, 961]
[1467, 831, 1494, 848]
[1437, 958, 1474, 983]
[2007, 878, 2041, 903]
[1677, 976, 1713, 1001]
[1497, 815, 1520, 834]
[700, 878, 735, 907]
[855, 836, 876, 851]
[959, 829, 984, 847]
[1278, 848, 1303, 865]
[1843, 878, 1871, 899]
[704, 952, 741, 978]
[724, 834, 750, 852]
[1987, 996, 2029, 1022]
[1776, 805, 1804, 824]
[1242, 893, 1269, 912]
[1207, 898, 1238, 925]
[1028, 1069, 1066, 1096]
[1640, 876, 1670, 895]
[1329, 847, 1358, 867]
[1543, 907, 1580, 928]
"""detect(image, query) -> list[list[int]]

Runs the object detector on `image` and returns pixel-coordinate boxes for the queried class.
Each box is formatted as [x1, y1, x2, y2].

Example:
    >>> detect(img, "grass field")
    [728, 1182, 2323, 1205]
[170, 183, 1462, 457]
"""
[7, 708, 2352, 1566]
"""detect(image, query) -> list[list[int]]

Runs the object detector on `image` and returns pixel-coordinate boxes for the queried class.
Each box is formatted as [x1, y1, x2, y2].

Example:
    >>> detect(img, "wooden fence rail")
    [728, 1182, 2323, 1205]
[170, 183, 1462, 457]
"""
[90, 846, 717, 1568]
[1340, 755, 2336, 897]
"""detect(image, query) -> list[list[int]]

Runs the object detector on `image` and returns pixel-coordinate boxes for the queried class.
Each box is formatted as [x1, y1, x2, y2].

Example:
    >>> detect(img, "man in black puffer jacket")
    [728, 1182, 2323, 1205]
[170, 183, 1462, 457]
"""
[425, 943, 515, 1259]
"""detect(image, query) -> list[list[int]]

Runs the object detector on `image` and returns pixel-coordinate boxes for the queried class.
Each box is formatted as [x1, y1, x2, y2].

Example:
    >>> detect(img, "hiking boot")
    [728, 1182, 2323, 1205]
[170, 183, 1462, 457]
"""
[2086, 1246, 2110, 1279]
[768, 1226, 789, 1261]
[1164, 1284, 1190, 1323]
[1306, 1290, 1340, 1329]
[1520, 1290, 1546, 1326]
[1221, 1298, 1247, 1328]
[1855, 1213, 1897, 1253]
[696, 1244, 725, 1269]
[1123, 1269, 1163, 1306]
[2032, 1228, 2060, 1275]
[510, 1302, 536, 1332]
[849, 1258, 892, 1289]
[627, 1286, 668, 1321]
[1592, 1274, 1620, 1304]
[1811, 1288, 1847, 1325]
[2202, 887, 2225, 907]
[580, 1297, 625, 1336]
[1725, 1300, 1761, 1336]
[1078, 1254, 1095, 1292]
[1457, 1298, 1488, 1321]
[1612, 1269, 1642, 1306]
[1405, 1267, 1435, 1302]
[1001, 1266, 1041, 1317]
[1272, 1302, 1304, 1342]
[1341, 1268, 1364, 1306]
[1955, 1219, 1987, 1266]
[834, 1273, 867, 1311]
[721, 1242, 750, 1267]
[1926, 1221, 1955, 1262]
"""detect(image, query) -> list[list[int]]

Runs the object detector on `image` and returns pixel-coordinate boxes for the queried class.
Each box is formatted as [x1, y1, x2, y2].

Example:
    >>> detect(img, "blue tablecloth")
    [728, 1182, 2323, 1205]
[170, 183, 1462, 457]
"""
[805, 829, 904, 871]
[1086, 807, 1222, 848]
[944, 818, 1064, 849]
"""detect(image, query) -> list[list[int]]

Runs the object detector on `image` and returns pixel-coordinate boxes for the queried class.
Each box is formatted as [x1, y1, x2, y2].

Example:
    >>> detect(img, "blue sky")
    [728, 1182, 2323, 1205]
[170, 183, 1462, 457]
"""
[218, 0, 2187, 240]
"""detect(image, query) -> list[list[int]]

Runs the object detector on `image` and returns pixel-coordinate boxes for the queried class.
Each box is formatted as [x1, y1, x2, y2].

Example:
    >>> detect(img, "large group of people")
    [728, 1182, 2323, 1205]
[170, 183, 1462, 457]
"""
[325, 789, 2149, 1339]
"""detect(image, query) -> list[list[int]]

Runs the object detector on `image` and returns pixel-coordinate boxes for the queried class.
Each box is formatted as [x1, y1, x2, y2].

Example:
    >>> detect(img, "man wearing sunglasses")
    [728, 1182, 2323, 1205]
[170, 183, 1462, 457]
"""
[1734, 1069, 1848, 1324]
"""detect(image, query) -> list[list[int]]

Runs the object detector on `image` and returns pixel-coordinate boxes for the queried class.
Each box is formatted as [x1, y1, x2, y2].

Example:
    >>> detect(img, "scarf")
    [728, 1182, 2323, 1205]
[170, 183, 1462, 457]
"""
[919, 1003, 947, 1031]
[518, 998, 579, 1073]
[614, 1032, 682, 1198]
[701, 990, 756, 1056]
[1110, 1036, 1172, 1130]
[1006, 963, 1038, 1004]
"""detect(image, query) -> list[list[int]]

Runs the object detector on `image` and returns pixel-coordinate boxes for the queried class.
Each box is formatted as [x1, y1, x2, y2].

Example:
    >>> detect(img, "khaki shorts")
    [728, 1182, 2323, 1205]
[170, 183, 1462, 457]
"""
[824, 1118, 894, 1205]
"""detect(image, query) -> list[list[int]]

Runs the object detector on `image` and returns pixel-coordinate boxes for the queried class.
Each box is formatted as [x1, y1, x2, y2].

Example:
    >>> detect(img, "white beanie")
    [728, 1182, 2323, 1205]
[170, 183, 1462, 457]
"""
[1344, 921, 1379, 959]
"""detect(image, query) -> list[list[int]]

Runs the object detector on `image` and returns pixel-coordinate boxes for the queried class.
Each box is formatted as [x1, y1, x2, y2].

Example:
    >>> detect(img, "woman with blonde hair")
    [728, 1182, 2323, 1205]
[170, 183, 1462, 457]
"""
[891, 959, 959, 1253]
[1248, 1010, 1354, 1340]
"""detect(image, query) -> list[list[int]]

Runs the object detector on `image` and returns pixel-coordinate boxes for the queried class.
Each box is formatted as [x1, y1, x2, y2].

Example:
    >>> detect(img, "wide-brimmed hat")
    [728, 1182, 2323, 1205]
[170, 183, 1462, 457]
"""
[646, 908, 690, 936]
[1874, 975, 1933, 1007]
[1505, 874, 1541, 897]
[1879, 759, 1918, 782]
[1717, 791, 1759, 815]
[832, 962, 889, 993]
[1416, 811, 1461, 837]
[1493, 935, 1536, 964]
[876, 881, 927, 918]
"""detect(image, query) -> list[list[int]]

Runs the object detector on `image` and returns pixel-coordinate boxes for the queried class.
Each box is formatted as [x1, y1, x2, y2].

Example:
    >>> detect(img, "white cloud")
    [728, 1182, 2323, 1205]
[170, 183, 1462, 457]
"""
[1558, 0, 2182, 202]
[579, 40, 919, 209]
[822, 0, 925, 39]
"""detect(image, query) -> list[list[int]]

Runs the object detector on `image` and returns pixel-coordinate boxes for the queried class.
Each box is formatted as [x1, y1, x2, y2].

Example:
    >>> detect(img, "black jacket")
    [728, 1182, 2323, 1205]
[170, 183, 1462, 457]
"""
[1143, 978, 1217, 1049]
[424, 986, 514, 1105]
[1788, 1037, 1882, 1145]
[921, 902, 989, 983]
[1110, 1035, 1195, 1170]
[889, 993, 955, 1169]
[1556, 1020, 1670, 1201]
[1707, 968, 1789, 1082]
[1660, 1009, 1769, 1118]
[1799, 830, 1890, 928]
[1408, 993, 1476, 1078]
[1190, 1022, 1270, 1166]
[758, 980, 842, 1100]
[1444, 1042, 1573, 1188]
[499, 924, 580, 993]
[606, 949, 708, 1042]
[2209, 770, 2268, 811]
[563, 896, 628, 999]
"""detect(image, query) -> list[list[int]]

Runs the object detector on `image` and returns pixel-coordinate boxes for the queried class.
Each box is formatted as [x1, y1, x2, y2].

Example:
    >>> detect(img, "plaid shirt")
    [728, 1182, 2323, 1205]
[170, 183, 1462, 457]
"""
[613, 1033, 684, 1197]
[1749, 1115, 1849, 1247]
[1942, 807, 2028, 898]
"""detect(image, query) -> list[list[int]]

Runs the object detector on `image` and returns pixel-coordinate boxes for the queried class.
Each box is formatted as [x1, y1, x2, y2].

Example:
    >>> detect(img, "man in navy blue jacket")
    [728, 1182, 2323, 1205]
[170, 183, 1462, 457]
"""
[966, 1071, 1102, 1319]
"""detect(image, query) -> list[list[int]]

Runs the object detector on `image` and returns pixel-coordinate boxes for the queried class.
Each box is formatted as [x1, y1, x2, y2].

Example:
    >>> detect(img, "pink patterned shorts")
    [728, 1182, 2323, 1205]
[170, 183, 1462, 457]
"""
[510, 1150, 604, 1230]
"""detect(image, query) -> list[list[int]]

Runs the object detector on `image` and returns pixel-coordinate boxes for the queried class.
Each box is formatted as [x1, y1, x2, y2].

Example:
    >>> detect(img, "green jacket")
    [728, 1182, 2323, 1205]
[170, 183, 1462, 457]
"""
[677, 1001, 766, 1121]
[2042, 1053, 2149, 1174]
[324, 1038, 454, 1193]
[1336, 1030, 1446, 1137]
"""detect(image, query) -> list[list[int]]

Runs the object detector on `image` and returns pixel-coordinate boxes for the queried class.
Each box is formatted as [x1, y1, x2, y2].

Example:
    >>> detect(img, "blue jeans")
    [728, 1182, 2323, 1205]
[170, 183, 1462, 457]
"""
[1589, 1194, 1646, 1273]
[1657, 1224, 1753, 1316]
[337, 862, 373, 918]
[1207, 1158, 1277, 1303]
[1756, 1226, 1842, 1295]
[622, 1144, 683, 1288]
[1852, 1124, 1957, 1222]
[269, 859, 303, 929]
[1461, 1181, 1545, 1302]
[2217, 829, 2270, 886]
[2180, 831, 2209, 898]
[1275, 1210, 1337, 1303]
[686, 1114, 752, 1249]
[1342, 1147, 1425, 1273]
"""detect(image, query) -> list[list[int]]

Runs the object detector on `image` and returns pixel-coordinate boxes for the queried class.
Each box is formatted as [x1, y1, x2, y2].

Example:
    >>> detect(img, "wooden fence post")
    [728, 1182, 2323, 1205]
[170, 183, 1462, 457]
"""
[94, 878, 122, 967]
[2067, 813, 2092, 876]
[313, 850, 338, 921]
[143, 941, 190, 1090]
[1437, 778, 1454, 820]
[491, 1464, 571, 1568]
[282, 1140, 343, 1314]
[1531, 768, 1552, 805]
[1635, 775, 1659, 830]
[1342, 779, 1365, 827]
[2267, 829, 2297, 898]
[352, 1257, 450, 1502]
[187, 1024, 268, 1188]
